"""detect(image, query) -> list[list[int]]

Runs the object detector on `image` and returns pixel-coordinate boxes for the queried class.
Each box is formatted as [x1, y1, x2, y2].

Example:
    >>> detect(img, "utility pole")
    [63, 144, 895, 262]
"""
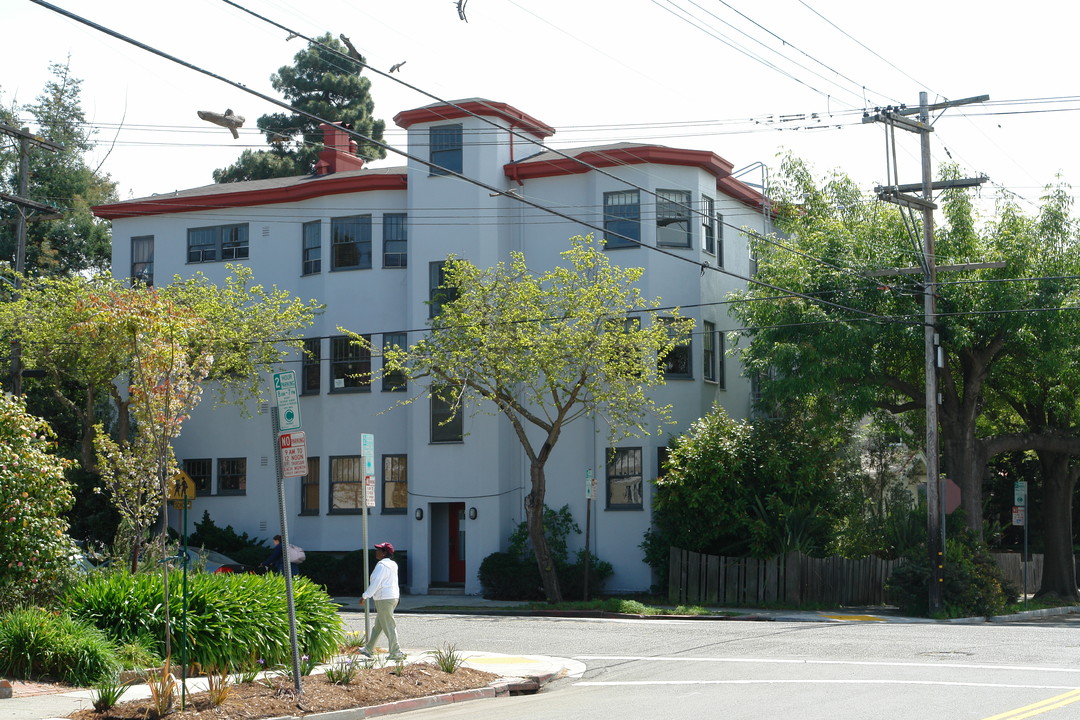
[0, 123, 63, 395]
[863, 92, 988, 615]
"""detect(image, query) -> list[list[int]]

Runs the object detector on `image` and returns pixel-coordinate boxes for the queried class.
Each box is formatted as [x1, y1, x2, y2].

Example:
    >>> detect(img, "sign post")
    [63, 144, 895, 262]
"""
[1014, 481, 1029, 607]
[584, 469, 596, 601]
[360, 433, 375, 637]
[271, 371, 303, 694]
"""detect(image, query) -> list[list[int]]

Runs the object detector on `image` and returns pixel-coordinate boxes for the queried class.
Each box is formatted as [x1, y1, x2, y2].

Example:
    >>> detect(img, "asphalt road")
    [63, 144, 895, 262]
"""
[341, 612, 1080, 720]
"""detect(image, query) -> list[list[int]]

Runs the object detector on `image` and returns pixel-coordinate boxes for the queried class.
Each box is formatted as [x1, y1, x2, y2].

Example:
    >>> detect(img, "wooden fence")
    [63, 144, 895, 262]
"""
[668, 547, 901, 606]
[670, 548, 1058, 607]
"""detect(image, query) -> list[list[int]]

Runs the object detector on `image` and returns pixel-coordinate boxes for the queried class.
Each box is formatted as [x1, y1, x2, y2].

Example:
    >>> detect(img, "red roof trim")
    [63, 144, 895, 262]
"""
[394, 100, 555, 138]
[505, 145, 766, 209]
[93, 173, 408, 220]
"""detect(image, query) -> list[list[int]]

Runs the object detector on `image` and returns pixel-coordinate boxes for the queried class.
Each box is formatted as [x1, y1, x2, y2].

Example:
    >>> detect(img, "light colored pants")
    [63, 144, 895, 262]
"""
[365, 598, 400, 656]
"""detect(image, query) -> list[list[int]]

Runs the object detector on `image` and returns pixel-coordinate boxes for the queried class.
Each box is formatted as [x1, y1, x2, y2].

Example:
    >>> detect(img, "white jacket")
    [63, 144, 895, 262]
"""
[362, 558, 400, 601]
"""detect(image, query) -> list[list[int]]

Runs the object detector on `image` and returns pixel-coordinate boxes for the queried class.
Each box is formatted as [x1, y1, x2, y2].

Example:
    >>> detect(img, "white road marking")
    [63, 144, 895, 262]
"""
[575, 679, 1080, 690]
[573, 656, 1080, 674]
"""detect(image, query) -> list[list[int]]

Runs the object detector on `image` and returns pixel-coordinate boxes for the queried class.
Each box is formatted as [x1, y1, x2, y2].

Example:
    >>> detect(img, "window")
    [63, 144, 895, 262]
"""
[382, 454, 408, 514]
[429, 261, 457, 318]
[329, 456, 363, 513]
[429, 124, 463, 176]
[716, 212, 725, 267]
[606, 447, 643, 510]
[302, 221, 321, 275]
[184, 458, 211, 496]
[656, 190, 692, 247]
[716, 331, 726, 389]
[431, 388, 463, 443]
[603, 190, 640, 249]
[330, 335, 370, 392]
[382, 213, 407, 268]
[301, 338, 320, 395]
[382, 332, 407, 392]
[703, 321, 717, 382]
[331, 215, 371, 270]
[131, 236, 154, 286]
[300, 457, 319, 515]
[659, 318, 692, 378]
[218, 457, 246, 494]
[701, 196, 715, 255]
[187, 224, 249, 263]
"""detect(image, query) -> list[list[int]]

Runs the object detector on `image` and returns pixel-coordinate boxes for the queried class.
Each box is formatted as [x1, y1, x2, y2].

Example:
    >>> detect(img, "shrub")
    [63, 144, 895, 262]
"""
[64, 571, 344, 670]
[478, 552, 542, 600]
[886, 526, 1018, 618]
[0, 606, 120, 685]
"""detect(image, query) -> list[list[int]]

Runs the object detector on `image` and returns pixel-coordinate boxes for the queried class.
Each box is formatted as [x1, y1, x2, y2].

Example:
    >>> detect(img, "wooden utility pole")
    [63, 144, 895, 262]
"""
[863, 93, 988, 616]
[0, 123, 62, 394]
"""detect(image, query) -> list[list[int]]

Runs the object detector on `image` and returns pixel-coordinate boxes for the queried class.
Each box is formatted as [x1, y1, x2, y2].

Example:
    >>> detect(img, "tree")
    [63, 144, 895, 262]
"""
[355, 235, 691, 602]
[0, 392, 77, 610]
[213, 33, 386, 182]
[731, 157, 1080, 596]
[0, 60, 117, 275]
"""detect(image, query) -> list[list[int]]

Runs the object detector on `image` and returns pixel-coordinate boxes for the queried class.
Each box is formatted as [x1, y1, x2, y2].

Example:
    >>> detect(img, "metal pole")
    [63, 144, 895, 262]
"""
[270, 409, 303, 695]
[9, 134, 28, 395]
[920, 91, 944, 616]
[362, 453, 370, 639]
[180, 495, 188, 708]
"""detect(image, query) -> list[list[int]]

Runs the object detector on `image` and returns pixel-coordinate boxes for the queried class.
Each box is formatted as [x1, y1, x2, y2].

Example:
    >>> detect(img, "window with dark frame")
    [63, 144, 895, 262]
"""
[716, 212, 725, 268]
[330, 215, 372, 270]
[606, 447, 643, 510]
[701, 196, 715, 255]
[187, 224, 249, 263]
[717, 331, 726, 389]
[431, 388, 463, 443]
[301, 338, 321, 395]
[382, 213, 407, 268]
[429, 261, 457, 318]
[330, 335, 370, 392]
[603, 190, 640, 249]
[217, 457, 246, 494]
[429, 124, 463, 176]
[656, 189, 692, 247]
[131, 235, 154, 286]
[183, 458, 212, 496]
[302, 220, 321, 275]
[382, 332, 407, 392]
[659, 317, 692, 378]
[300, 456, 320, 515]
[329, 455, 364, 513]
[382, 454, 408, 513]
[703, 320, 717, 382]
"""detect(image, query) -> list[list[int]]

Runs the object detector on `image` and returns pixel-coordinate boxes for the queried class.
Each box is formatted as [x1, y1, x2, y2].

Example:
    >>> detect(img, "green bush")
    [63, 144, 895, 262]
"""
[188, 511, 268, 556]
[0, 606, 120, 685]
[886, 526, 1018, 618]
[478, 552, 542, 600]
[64, 571, 343, 670]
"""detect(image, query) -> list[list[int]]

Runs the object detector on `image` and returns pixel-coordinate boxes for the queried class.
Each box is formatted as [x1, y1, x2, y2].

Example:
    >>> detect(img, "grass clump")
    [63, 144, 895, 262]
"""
[0, 606, 120, 685]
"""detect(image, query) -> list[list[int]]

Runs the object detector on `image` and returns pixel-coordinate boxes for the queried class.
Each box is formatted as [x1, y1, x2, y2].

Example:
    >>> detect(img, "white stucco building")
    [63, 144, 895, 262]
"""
[94, 98, 771, 595]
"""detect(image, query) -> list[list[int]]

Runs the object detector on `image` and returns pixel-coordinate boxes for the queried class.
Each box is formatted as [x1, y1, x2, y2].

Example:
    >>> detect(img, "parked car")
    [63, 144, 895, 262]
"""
[179, 548, 258, 574]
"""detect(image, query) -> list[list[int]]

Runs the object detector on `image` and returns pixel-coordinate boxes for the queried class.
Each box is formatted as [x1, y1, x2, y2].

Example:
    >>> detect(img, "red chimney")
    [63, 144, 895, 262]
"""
[314, 123, 365, 175]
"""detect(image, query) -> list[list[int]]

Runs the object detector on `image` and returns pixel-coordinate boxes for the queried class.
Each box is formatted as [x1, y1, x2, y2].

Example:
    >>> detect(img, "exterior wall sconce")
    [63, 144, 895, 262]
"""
[468, 507, 477, 520]
[415, 508, 424, 521]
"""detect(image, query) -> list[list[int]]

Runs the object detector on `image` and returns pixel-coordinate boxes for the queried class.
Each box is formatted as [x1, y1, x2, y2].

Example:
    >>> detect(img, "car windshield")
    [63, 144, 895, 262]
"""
[188, 549, 239, 565]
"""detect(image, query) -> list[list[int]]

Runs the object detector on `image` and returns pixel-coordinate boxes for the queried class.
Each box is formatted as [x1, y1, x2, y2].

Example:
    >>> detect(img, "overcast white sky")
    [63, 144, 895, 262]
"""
[2, 0, 1077, 217]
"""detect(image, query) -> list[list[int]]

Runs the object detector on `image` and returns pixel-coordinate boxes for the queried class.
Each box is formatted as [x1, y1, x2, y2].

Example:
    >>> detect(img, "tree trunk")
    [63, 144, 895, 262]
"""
[526, 460, 562, 603]
[939, 411, 987, 538]
[1034, 451, 1079, 601]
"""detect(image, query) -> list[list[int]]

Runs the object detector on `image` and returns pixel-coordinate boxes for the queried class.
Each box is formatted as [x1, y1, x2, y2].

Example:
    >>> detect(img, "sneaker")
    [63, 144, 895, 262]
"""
[358, 648, 372, 658]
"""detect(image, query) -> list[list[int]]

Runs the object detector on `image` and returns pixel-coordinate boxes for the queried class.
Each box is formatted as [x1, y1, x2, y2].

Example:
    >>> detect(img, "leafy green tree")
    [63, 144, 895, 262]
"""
[0, 61, 117, 275]
[354, 235, 691, 602]
[0, 392, 78, 610]
[213, 33, 386, 182]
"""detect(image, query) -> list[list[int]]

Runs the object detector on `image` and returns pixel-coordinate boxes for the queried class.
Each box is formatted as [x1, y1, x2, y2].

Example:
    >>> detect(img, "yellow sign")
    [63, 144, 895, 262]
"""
[171, 500, 192, 510]
[168, 471, 196, 501]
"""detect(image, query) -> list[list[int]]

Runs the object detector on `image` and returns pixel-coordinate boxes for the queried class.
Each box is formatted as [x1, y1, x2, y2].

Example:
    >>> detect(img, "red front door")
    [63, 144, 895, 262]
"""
[448, 502, 466, 583]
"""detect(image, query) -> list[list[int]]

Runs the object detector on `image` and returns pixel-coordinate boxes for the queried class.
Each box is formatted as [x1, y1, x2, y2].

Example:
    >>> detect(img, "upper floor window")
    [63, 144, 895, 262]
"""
[383, 213, 408, 268]
[716, 330, 726, 389]
[656, 190, 692, 247]
[429, 261, 457, 318]
[302, 220, 321, 275]
[659, 317, 692, 378]
[606, 447, 643, 510]
[131, 235, 154, 286]
[431, 387, 463, 443]
[382, 332, 407, 392]
[382, 454, 408, 514]
[301, 338, 321, 395]
[703, 321, 717, 382]
[217, 457, 247, 495]
[183, 457, 211, 496]
[716, 212, 725, 268]
[330, 335, 371, 392]
[429, 124, 463, 176]
[701, 196, 715, 255]
[603, 190, 640, 249]
[187, 224, 248, 263]
[331, 215, 371, 271]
